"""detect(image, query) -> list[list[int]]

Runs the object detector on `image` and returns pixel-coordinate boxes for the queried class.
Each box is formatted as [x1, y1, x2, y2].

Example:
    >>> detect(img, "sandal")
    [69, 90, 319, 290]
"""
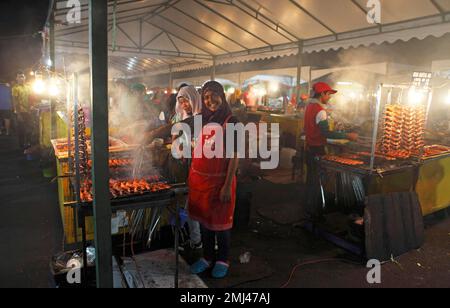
[191, 258, 211, 275]
[212, 261, 229, 279]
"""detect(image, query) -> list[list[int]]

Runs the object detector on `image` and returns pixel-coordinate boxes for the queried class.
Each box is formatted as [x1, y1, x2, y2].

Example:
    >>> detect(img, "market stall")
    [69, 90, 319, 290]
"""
[416, 68, 450, 215]
[45, 71, 188, 287]
[297, 75, 450, 259]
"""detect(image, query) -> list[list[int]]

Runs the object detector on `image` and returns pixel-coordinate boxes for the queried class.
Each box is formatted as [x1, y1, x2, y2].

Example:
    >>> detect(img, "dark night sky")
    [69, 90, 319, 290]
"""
[0, 0, 50, 82]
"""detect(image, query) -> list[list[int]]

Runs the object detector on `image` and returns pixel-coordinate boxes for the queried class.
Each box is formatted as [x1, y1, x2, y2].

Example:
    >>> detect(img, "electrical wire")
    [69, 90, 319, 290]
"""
[280, 258, 363, 288]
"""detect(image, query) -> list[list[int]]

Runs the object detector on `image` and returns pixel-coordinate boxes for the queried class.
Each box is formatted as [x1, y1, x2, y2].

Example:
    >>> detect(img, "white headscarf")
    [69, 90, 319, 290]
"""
[175, 85, 202, 121]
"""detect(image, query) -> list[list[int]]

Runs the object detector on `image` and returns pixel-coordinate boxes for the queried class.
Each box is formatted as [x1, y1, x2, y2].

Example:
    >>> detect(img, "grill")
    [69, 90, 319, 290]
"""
[79, 178, 172, 203]
[320, 152, 418, 175]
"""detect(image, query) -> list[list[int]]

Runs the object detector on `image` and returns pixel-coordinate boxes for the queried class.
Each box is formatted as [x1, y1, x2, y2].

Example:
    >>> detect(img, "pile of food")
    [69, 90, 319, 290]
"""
[87, 159, 133, 169]
[72, 107, 89, 176]
[55, 143, 69, 153]
[380, 104, 426, 159]
[52, 137, 128, 157]
[383, 149, 411, 160]
[322, 155, 365, 166]
[80, 177, 171, 202]
[357, 151, 397, 161]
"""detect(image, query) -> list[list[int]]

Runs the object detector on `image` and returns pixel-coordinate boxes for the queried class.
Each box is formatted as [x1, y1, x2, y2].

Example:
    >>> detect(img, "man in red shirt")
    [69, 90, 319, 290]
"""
[304, 82, 358, 219]
[242, 85, 257, 110]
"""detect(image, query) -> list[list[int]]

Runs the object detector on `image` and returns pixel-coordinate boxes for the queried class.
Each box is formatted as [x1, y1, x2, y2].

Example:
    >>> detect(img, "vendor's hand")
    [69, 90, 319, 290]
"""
[346, 133, 359, 141]
[219, 185, 232, 203]
[144, 132, 156, 145]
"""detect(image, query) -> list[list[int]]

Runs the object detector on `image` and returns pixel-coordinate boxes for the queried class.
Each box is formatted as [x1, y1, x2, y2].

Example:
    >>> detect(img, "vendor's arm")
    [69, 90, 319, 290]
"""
[318, 120, 347, 139]
[317, 110, 357, 140]
[144, 116, 196, 144]
[144, 123, 172, 143]
[220, 154, 239, 203]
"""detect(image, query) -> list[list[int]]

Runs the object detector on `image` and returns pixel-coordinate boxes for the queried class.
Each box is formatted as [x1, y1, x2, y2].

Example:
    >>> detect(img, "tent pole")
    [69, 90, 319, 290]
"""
[307, 66, 312, 96]
[169, 65, 173, 90]
[89, 0, 113, 288]
[49, 4, 57, 139]
[211, 57, 216, 81]
[296, 41, 304, 102]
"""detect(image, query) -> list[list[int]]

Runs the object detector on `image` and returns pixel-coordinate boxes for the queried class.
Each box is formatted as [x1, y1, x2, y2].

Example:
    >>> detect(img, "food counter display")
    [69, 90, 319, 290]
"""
[51, 109, 175, 245]
[314, 84, 450, 218]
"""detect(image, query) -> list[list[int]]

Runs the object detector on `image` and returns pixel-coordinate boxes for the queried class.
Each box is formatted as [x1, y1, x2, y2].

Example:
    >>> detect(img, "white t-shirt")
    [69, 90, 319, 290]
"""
[316, 109, 328, 125]
[310, 99, 328, 124]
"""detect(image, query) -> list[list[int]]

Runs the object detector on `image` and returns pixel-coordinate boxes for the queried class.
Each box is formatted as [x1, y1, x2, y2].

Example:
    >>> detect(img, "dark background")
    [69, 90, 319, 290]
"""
[0, 0, 50, 82]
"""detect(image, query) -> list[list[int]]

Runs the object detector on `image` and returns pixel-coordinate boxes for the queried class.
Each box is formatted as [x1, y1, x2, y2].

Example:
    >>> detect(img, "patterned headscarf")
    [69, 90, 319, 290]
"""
[176, 85, 202, 120]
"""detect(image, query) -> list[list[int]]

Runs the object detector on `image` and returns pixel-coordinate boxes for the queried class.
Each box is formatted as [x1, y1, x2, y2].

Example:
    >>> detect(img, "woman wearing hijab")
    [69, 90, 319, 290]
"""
[174, 85, 202, 122]
[172, 85, 203, 253]
[188, 81, 239, 279]
[143, 81, 239, 278]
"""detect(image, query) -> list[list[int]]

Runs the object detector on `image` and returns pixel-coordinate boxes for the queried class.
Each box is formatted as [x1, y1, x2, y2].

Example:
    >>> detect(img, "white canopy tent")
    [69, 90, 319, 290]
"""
[50, 0, 450, 77]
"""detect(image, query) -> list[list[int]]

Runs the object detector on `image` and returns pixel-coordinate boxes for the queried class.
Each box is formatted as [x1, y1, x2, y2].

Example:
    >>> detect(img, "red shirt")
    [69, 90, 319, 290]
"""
[304, 102, 327, 147]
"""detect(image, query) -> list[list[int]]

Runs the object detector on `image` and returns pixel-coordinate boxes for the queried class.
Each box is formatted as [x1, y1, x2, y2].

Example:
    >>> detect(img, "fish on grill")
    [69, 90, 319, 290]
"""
[322, 155, 365, 166]
[80, 179, 171, 202]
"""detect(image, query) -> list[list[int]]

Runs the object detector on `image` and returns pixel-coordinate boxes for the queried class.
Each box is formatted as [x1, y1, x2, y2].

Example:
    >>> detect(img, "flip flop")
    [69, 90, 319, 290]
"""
[191, 258, 211, 275]
[212, 261, 229, 279]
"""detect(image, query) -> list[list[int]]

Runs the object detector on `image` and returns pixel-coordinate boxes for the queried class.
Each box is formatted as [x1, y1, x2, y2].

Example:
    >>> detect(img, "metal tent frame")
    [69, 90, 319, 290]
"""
[50, 0, 450, 76]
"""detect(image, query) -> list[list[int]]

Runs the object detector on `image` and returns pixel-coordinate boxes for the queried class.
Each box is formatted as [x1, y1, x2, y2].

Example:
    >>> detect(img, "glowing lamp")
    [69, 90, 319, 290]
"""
[408, 87, 425, 106]
[33, 79, 46, 95]
[269, 82, 279, 93]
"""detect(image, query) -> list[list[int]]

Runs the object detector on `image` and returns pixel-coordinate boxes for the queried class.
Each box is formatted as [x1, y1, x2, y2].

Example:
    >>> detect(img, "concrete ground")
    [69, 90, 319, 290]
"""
[227, 177, 450, 288]
[0, 134, 449, 288]
[0, 135, 62, 288]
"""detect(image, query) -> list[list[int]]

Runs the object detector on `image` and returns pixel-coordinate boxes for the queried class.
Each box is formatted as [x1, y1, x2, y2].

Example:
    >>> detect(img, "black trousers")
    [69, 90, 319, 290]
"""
[16, 112, 32, 148]
[201, 225, 231, 263]
[306, 146, 326, 219]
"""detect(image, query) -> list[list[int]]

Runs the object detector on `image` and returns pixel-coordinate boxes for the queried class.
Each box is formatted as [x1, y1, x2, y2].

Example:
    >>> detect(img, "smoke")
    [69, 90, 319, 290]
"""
[314, 47, 385, 130]
[323, 71, 378, 131]
[58, 54, 165, 181]
[108, 80, 167, 180]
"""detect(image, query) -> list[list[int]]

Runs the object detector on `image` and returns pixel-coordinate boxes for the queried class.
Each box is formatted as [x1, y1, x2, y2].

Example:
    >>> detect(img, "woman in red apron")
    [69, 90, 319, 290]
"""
[189, 81, 239, 279]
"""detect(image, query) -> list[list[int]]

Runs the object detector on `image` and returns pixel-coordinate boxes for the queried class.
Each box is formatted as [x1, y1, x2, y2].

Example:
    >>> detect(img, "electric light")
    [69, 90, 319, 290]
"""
[269, 82, 279, 93]
[33, 79, 46, 95]
[337, 81, 353, 86]
[49, 83, 60, 97]
[408, 87, 425, 106]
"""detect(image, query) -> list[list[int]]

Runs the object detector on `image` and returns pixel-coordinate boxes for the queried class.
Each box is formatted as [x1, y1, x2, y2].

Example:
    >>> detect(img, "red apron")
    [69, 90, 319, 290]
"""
[188, 115, 237, 231]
